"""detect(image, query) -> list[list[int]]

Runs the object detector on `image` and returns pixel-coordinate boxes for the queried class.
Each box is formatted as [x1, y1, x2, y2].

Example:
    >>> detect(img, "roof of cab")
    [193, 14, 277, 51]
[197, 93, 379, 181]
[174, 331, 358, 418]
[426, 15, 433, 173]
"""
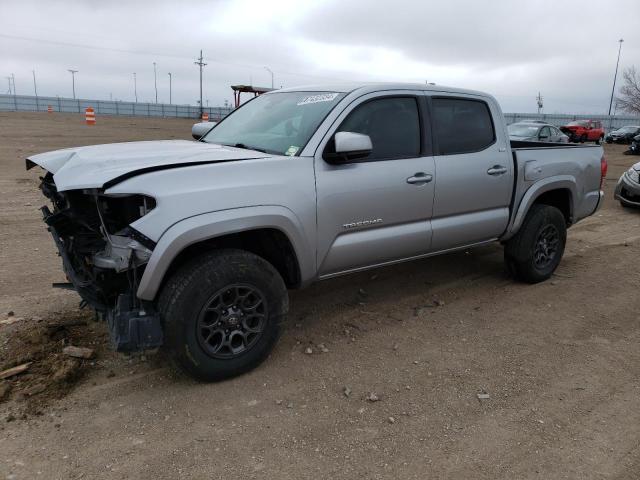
[275, 82, 490, 98]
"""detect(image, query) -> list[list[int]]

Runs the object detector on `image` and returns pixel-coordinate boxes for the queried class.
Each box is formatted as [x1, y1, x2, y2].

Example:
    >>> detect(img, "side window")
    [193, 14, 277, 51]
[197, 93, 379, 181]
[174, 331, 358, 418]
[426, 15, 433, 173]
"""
[539, 126, 550, 138]
[432, 98, 495, 155]
[337, 97, 420, 160]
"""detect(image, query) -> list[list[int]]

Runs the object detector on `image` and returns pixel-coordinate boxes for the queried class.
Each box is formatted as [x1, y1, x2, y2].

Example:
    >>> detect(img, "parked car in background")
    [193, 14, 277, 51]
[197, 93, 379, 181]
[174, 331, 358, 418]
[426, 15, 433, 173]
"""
[628, 135, 640, 155]
[560, 120, 604, 144]
[614, 160, 640, 208]
[605, 125, 640, 144]
[508, 122, 569, 143]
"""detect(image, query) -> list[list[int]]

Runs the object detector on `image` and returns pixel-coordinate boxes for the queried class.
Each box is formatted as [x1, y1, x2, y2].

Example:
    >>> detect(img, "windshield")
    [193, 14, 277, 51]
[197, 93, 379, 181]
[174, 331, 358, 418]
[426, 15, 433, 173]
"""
[508, 124, 540, 137]
[202, 91, 346, 156]
[567, 121, 588, 127]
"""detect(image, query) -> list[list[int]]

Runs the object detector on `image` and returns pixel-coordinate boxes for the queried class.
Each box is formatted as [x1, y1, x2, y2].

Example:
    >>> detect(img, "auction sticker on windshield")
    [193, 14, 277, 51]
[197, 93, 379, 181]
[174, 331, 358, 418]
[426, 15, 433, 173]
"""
[297, 93, 339, 106]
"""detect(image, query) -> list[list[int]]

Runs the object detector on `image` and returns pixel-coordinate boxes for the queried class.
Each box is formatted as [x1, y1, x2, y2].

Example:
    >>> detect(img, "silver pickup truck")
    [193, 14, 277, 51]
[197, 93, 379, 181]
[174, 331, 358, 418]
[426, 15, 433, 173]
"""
[27, 83, 607, 380]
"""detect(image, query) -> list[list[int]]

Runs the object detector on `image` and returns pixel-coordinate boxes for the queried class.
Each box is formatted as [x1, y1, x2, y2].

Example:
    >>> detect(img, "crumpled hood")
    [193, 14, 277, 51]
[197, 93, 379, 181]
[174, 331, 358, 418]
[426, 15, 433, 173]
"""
[26, 140, 271, 191]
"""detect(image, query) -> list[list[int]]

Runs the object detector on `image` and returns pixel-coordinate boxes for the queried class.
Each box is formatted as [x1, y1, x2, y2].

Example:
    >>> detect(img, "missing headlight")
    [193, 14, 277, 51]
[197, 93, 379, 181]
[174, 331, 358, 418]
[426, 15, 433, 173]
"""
[97, 194, 156, 234]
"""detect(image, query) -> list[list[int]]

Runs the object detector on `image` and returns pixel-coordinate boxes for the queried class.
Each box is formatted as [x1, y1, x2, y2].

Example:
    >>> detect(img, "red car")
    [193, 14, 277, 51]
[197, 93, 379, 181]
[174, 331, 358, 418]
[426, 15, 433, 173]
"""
[560, 120, 604, 144]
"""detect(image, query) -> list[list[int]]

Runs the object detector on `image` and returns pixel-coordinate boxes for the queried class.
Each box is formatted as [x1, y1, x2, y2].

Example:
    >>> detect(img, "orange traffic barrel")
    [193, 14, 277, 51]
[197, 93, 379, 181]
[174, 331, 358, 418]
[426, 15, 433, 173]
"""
[85, 107, 96, 125]
[47, 105, 53, 113]
[202, 112, 209, 121]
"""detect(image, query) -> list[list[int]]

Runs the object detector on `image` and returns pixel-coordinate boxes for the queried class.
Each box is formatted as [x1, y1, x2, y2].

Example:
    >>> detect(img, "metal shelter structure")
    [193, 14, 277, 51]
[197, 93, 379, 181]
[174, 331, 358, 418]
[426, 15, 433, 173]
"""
[231, 85, 274, 108]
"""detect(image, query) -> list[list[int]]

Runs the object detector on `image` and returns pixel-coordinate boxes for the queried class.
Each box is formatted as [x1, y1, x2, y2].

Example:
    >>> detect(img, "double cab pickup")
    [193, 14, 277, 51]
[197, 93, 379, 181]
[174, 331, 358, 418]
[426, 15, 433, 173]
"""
[27, 83, 606, 380]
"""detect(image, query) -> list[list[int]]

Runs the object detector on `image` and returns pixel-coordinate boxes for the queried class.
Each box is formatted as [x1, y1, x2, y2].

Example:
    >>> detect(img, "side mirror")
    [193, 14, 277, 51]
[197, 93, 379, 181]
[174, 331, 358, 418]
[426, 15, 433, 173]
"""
[192, 122, 216, 140]
[324, 131, 372, 163]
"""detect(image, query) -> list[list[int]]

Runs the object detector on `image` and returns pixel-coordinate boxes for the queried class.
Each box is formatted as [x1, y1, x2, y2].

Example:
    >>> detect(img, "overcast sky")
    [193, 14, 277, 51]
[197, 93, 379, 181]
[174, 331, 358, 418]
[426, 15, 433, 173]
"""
[1, 0, 638, 113]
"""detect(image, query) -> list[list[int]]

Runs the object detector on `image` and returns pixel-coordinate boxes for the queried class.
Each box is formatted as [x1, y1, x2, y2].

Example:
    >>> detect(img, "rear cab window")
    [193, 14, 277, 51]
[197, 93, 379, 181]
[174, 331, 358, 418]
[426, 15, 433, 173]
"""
[431, 97, 496, 155]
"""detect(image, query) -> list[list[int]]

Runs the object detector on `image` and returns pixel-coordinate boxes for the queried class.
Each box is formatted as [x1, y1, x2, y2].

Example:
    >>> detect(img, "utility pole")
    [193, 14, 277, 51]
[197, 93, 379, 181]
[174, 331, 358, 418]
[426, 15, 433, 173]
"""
[6, 76, 12, 95]
[168, 72, 172, 104]
[264, 66, 274, 88]
[608, 39, 624, 116]
[68, 69, 78, 99]
[194, 50, 207, 116]
[153, 62, 158, 103]
[11, 73, 16, 95]
[133, 72, 138, 102]
[536, 92, 543, 114]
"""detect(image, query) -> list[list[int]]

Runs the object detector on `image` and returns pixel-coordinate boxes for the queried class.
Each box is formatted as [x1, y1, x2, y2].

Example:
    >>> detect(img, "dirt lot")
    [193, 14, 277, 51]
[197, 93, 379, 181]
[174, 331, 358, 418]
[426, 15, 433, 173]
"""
[1, 112, 639, 479]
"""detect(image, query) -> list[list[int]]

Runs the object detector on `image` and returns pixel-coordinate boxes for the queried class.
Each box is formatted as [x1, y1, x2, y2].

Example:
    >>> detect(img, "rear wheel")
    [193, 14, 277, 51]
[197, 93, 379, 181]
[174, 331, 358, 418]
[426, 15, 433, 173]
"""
[505, 204, 567, 283]
[580, 134, 587, 143]
[596, 136, 603, 145]
[158, 249, 288, 381]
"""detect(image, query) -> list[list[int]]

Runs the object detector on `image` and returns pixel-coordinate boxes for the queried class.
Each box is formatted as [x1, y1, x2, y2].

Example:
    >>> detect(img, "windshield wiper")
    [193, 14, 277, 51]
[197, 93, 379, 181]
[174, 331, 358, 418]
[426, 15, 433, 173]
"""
[227, 143, 268, 153]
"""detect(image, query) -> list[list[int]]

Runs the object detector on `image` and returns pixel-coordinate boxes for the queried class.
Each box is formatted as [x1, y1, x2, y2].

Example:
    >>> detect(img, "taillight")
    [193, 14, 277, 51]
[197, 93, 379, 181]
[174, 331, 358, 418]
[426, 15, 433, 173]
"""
[600, 155, 608, 190]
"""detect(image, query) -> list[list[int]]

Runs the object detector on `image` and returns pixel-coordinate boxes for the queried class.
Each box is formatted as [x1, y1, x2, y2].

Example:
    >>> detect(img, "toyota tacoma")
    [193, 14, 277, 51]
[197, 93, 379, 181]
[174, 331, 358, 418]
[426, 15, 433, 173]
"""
[27, 83, 607, 380]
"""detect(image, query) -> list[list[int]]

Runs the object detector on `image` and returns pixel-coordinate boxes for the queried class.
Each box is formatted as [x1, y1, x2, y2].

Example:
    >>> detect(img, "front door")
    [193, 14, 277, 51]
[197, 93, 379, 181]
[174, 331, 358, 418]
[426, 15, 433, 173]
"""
[315, 93, 435, 277]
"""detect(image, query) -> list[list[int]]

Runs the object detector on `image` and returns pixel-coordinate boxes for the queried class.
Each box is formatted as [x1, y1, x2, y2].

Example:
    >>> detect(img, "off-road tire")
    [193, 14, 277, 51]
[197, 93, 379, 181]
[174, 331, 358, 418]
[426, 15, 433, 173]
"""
[505, 204, 567, 284]
[157, 249, 288, 381]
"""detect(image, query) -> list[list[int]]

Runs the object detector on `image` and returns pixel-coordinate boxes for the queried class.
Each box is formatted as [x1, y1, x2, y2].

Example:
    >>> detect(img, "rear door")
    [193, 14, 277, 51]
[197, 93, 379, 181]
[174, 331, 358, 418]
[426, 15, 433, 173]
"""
[314, 92, 436, 277]
[429, 95, 513, 251]
[539, 126, 552, 142]
[549, 126, 564, 143]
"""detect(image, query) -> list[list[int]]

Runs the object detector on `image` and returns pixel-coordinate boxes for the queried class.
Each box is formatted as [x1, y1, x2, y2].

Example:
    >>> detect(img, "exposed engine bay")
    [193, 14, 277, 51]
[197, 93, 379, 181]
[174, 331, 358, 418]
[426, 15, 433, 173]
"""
[38, 171, 163, 351]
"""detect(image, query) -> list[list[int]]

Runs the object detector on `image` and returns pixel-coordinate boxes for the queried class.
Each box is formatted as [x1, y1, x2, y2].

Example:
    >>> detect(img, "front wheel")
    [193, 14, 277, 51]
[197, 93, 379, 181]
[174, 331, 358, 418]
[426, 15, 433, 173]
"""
[158, 249, 288, 381]
[505, 205, 567, 283]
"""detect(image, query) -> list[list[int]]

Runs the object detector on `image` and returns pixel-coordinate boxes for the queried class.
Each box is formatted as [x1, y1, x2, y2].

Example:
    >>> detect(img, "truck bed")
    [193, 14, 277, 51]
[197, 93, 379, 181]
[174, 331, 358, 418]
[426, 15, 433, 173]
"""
[504, 141, 603, 239]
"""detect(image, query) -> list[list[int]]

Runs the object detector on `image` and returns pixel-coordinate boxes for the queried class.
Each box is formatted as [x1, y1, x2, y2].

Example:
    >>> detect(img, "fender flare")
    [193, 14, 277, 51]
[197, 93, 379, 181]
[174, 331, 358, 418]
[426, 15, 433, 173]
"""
[136, 205, 315, 301]
[503, 176, 577, 240]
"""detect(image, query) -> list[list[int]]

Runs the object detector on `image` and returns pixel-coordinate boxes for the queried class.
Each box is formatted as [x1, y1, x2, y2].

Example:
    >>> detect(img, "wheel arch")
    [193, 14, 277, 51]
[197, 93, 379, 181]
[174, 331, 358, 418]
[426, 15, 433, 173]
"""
[504, 178, 576, 240]
[136, 206, 315, 301]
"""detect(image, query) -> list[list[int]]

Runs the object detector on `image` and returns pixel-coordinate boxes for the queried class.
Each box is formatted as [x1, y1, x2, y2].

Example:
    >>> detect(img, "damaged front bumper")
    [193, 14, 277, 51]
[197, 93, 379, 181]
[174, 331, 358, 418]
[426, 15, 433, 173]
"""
[37, 172, 164, 352]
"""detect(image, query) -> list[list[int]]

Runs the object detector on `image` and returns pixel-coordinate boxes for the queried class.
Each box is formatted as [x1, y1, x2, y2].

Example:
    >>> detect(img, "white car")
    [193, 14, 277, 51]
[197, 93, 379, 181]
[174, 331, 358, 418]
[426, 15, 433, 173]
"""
[508, 122, 569, 143]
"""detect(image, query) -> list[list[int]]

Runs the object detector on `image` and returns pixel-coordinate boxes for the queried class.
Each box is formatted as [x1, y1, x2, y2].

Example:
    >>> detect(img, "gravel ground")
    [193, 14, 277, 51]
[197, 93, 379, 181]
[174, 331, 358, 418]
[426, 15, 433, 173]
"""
[0, 112, 639, 480]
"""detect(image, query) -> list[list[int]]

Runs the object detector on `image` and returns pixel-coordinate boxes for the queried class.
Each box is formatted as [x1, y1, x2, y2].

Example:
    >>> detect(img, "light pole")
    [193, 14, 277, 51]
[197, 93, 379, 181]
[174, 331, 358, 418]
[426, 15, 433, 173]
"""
[264, 66, 274, 89]
[168, 72, 172, 104]
[11, 73, 16, 95]
[153, 62, 158, 103]
[5, 76, 11, 95]
[133, 72, 138, 103]
[608, 39, 624, 116]
[32, 70, 38, 97]
[68, 69, 78, 99]
[32, 70, 39, 110]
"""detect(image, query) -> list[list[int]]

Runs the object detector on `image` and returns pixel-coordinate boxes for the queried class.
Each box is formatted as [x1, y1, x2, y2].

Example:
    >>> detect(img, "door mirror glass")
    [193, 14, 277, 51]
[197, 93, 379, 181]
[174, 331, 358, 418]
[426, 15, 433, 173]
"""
[325, 131, 372, 163]
[192, 122, 216, 140]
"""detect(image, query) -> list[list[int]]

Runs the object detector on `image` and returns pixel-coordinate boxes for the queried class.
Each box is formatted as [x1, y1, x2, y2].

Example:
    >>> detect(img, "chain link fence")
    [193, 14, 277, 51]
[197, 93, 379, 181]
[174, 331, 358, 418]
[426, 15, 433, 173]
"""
[2, 94, 639, 131]
[0, 94, 232, 120]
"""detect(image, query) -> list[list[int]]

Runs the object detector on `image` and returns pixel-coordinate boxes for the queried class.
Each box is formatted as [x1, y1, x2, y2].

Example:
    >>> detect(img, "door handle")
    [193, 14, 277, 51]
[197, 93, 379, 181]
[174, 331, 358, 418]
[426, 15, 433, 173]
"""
[487, 165, 508, 176]
[406, 172, 433, 185]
